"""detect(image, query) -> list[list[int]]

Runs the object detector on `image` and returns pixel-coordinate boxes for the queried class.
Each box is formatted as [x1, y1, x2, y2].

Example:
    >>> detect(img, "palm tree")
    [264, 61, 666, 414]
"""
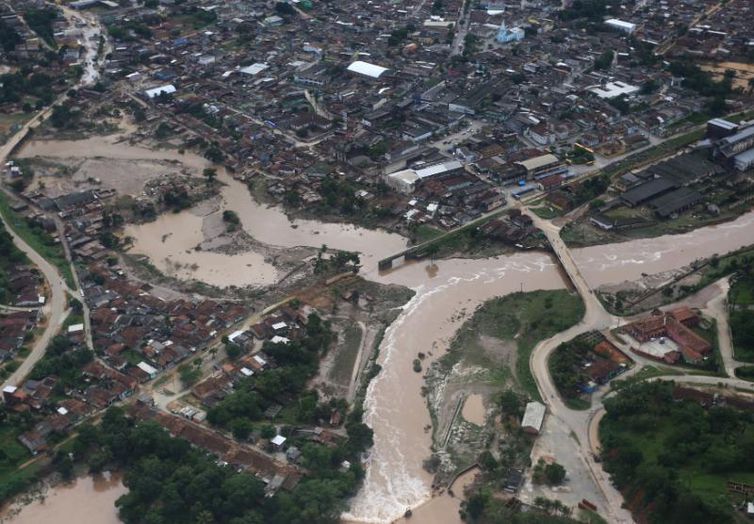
[203, 168, 217, 186]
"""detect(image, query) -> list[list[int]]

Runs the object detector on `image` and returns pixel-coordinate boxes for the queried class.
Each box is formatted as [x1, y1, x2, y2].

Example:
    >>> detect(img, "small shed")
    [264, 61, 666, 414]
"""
[521, 401, 546, 435]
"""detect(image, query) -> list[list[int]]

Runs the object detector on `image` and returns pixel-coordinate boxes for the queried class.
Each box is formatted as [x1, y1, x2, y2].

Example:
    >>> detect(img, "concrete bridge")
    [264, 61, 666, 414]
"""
[377, 209, 505, 271]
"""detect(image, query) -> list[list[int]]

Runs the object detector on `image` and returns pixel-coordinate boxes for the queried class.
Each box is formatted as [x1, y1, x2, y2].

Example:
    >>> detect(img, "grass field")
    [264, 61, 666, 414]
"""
[413, 224, 443, 244]
[447, 290, 585, 400]
[530, 205, 562, 220]
[329, 322, 363, 386]
[0, 191, 75, 288]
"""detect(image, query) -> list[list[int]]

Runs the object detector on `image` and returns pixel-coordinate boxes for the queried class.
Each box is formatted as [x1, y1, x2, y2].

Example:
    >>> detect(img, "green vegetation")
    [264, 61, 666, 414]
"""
[530, 205, 561, 219]
[0, 421, 42, 503]
[222, 210, 240, 231]
[0, 192, 74, 288]
[462, 489, 577, 523]
[447, 290, 585, 400]
[559, 0, 607, 21]
[313, 245, 360, 275]
[0, 19, 21, 53]
[735, 366, 754, 381]
[387, 24, 414, 47]
[50, 103, 82, 129]
[601, 381, 754, 523]
[70, 407, 368, 524]
[29, 335, 92, 387]
[0, 70, 56, 107]
[107, 20, 153, 41]
[461, 389, 578, 522]
[594, 50, 614, 71]
[412, 224, 443, 244]
[178, 361, 202, 387]
[0, 221, 28, 303]
[600, 128, 706, 181]
[571, 175, 610, 208]
[207, 314, 339, 429]
[532, 458, 567, 485]
[23, 8, 58, 47]
[610, 365, 680, 392]
[328, 323, 362, 386]
[730, 269, 754, 362]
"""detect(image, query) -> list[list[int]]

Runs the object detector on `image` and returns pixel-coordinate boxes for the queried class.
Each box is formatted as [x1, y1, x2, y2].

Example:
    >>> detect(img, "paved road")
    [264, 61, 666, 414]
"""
[522, 206, 753, 523]
[701, 277, 745, 377]
[521, 207, 634, 523]
[0, 4, 107, 387]
[0, 201, 70, 389]
[0, 102, 73, 389]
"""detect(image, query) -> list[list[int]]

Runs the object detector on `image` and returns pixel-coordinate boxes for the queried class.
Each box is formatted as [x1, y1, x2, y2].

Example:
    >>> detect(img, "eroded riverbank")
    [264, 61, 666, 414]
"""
[345, 253, 566, 523]
[13, 134, 754, 524]
[1, 473, 125, 524]
[18, 135, 408, 289]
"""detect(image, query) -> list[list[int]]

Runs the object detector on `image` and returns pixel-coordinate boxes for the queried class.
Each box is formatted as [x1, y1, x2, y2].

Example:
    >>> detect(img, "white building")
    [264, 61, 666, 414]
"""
[137, 361, 158, 379]
[239, 63, 269, 76]
[385, 160, 464, 194]
[144, 84, 176, 99]
[605, 18, 636, 34]
[347, 60, 389, 79]
[589, 81, 640, 99]
[67, 323, 84, 334]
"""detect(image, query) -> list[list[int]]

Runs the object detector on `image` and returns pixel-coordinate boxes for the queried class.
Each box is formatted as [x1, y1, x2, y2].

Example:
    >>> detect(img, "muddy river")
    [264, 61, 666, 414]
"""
[14, 136, 754, 523]
[345, 253, 566, 523]
[1, 473, 125, 524]
[574, 210, 754, 288]
[19, 136, 407, 288]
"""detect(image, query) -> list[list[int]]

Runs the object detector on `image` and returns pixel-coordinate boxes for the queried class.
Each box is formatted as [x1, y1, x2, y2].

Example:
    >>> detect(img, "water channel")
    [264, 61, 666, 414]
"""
[15, 135, 754, 523]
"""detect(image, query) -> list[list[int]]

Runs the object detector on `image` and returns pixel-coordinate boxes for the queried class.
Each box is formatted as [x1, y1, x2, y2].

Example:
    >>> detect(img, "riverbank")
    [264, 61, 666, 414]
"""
[421, 290, 584, 501]
[0, 472, 125, 524]
[344, 253, 568, 523]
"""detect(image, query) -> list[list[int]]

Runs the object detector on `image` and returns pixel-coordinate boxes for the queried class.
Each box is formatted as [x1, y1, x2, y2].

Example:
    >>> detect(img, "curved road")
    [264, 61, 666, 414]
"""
[0, 4, 106, 388]
[523, 206, 754, 524]
[523, 208, 634, 523]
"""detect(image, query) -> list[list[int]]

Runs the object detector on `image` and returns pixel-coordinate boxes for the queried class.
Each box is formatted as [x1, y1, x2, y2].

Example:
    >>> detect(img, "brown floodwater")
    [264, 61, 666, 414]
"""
[15, 136, 754, 523]
[19, 136, 407, 288]
[461, 394, 486, 426]
[124, 206, 280, 288]
[1, 473, 126, 524]
[573, 210, 754, 288]
[344, 253, 565, 523]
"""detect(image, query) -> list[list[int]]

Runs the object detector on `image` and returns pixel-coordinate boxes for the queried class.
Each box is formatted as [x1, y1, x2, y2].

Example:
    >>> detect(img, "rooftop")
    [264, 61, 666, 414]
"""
[347, 61, 389, 79]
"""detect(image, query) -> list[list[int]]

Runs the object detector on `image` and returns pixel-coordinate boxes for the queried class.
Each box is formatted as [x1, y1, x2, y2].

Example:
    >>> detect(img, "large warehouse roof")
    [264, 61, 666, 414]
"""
[144, 84, 176, 99]
[517, 154, 559, 172]
[415, 160, 463, 179]
[239, 63, 269, 76]
[590, 81, 639, 99]
[347, 60, 389, 79]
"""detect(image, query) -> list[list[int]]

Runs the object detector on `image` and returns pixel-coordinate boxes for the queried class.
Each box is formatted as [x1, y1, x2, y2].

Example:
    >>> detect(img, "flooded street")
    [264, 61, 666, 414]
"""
[2, 474, 125, 524]
[345, 253, 565, 523]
